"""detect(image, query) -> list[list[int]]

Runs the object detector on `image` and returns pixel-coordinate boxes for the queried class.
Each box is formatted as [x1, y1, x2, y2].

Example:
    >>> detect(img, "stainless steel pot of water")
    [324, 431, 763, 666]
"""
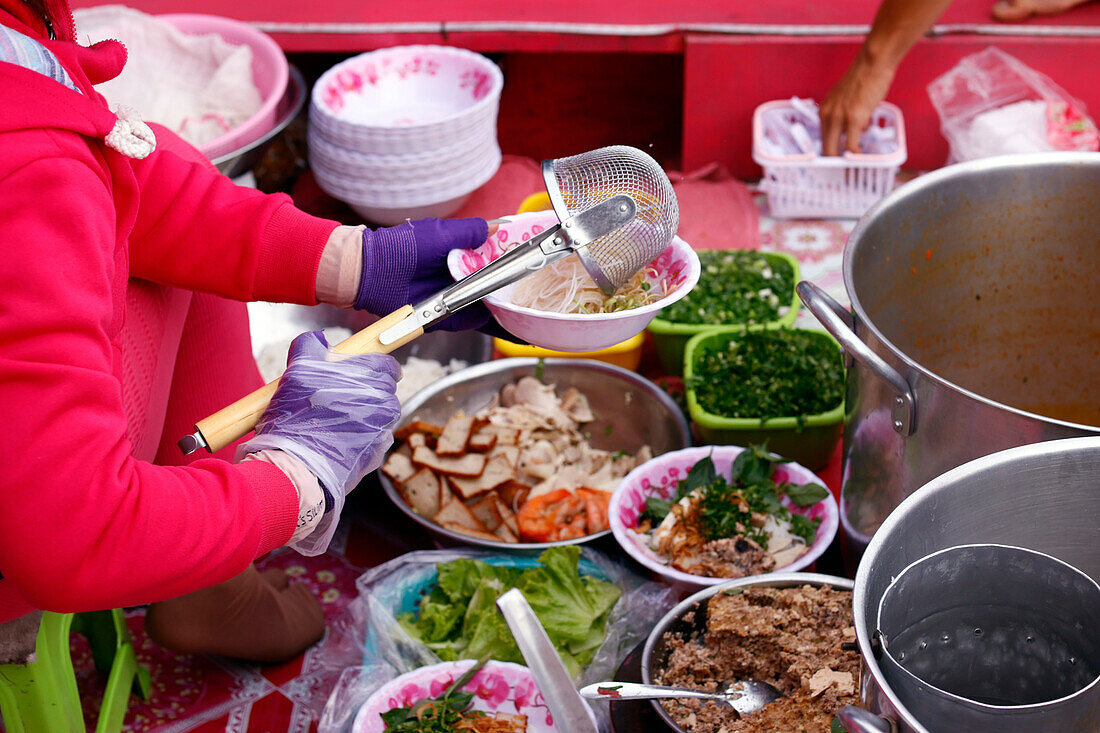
[873, 544, 1100, 731]
[797, 152, 1100, 558]
[840, 436, 1100, 733]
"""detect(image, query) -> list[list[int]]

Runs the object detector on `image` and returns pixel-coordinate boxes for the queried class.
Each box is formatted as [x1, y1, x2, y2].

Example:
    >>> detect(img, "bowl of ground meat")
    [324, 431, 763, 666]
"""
[642, 572, 858, 733]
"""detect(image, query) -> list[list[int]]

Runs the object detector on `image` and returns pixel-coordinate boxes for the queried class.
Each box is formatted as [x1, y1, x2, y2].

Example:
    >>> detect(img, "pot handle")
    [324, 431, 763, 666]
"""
[796, 281, 916, 436]
[837, 705, 897, 733]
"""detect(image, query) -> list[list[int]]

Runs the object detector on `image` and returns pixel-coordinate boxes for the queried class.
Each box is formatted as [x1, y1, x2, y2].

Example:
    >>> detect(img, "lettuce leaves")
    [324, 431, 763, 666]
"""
[398, 546, 621, 679]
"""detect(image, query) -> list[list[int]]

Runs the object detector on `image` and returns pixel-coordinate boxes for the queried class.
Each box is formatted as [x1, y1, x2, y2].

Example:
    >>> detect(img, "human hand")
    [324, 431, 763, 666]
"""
[819, 55, 896, 156]
[237, 331, 401, 553]
[354, 217, 516, 338]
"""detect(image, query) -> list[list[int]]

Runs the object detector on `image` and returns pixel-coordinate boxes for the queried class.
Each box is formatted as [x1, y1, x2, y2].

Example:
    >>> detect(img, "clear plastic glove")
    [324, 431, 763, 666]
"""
[353, 217, 517, 339]
[237, 331, 401, 555]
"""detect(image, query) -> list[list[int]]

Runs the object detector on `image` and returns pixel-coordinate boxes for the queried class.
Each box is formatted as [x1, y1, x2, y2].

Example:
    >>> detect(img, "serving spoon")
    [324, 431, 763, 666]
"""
[579, 679, 782, 716]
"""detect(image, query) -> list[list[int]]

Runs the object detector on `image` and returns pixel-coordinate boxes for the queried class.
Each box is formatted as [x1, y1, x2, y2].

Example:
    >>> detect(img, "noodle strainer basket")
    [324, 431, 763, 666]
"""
[542, 145, 679, 294]
[180, 145, 682, 455]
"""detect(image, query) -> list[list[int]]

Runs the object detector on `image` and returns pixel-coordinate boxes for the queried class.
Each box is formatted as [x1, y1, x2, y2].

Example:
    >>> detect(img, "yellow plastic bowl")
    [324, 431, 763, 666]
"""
[517, 191, 552, 213]
[494, 332, 645, 371]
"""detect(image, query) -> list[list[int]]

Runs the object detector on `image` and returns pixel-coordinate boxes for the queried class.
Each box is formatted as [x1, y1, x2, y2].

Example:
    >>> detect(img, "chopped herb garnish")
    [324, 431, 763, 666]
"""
[660, 250, 795, 325]
[689, 329, 845, 425]
[534, 358, 545, 381]
[788, 513, 820, 544]
[381, 653, 491, 731]
[640, 446, 822, 545]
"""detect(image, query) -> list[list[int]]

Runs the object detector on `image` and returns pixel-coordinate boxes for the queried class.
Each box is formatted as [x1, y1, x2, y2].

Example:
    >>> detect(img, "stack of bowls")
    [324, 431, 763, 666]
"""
[308, 45, 504, 225]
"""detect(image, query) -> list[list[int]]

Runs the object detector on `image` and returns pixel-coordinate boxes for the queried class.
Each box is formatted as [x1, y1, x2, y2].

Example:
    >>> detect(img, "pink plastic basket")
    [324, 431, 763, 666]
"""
[752, 100, 907, 219]
[160, 14, 289, 161]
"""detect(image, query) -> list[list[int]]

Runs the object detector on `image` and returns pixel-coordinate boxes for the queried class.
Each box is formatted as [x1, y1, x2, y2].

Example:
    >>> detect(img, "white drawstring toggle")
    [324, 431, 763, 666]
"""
[104, 105, 156, 159]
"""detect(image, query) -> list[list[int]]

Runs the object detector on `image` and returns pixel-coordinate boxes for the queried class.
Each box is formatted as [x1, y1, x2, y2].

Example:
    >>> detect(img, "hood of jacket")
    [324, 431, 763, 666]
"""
[0, 0, 129, 139]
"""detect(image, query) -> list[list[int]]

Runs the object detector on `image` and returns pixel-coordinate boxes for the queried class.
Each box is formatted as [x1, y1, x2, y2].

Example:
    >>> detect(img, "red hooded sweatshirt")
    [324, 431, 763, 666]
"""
[0, 0, 342, 620]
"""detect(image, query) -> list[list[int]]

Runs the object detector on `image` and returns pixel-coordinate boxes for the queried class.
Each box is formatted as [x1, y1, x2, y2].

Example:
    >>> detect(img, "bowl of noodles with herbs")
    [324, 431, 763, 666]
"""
[448, 210, 700, 352]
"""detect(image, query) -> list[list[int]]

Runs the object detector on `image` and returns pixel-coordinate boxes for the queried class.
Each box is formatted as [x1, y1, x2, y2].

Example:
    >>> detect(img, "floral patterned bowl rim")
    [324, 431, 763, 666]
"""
[353, 659, 564, 733]
[313, 45, 504, 131]
[608, 445, 839, 587]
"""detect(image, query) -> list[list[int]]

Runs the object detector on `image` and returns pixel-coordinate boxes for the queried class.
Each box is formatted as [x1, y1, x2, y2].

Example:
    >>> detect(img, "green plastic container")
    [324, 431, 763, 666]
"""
[683, 325, 844, 471]
[647, 250, 801, 376]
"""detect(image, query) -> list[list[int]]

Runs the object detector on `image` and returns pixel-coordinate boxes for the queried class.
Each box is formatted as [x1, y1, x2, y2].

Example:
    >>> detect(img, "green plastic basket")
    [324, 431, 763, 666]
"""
[683, 325, 844, 471]
[647, 250, 801, 376]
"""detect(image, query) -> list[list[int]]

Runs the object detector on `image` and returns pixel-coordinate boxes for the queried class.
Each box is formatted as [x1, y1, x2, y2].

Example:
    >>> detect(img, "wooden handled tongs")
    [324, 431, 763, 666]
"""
[177, 195, 637, 454]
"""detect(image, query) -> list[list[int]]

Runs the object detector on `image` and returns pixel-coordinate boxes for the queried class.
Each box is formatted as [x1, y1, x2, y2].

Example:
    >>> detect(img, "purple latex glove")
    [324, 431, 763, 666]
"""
[237, 331, 401, 555]
[354, 217, 516, 338]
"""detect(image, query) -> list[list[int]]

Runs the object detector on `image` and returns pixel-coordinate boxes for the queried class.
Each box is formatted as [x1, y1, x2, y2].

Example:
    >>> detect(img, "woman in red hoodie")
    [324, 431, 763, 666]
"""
[0, 0, 499, 663]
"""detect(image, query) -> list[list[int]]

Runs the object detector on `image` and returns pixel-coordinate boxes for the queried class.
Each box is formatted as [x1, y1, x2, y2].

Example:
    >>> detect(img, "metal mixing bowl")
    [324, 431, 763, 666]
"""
[211, 64, 306, 179]
[380, 358, 692, 550]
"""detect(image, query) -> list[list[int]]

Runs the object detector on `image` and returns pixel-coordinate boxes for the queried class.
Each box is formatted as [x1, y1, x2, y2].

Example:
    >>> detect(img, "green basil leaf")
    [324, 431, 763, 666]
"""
[789, 513, 820, 544]
[783, 483, 830, 507]
[681, 454, 717, 495]
[380, 707, 412, 728]
[641, 496, 675, 525]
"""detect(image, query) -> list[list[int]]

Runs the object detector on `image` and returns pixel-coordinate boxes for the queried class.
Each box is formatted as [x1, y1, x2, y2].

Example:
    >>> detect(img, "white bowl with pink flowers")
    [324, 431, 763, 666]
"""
[447, 210, 701, 352]
[311, 45, 503, 151]
[609, 445, 839, 588]
[353, 659, 582, 732]
[308, 45, 503, 225]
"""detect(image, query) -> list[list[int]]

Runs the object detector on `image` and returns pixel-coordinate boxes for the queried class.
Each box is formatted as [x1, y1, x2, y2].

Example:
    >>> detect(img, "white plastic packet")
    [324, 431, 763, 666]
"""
[73, 5, 262, 148]
[927, 46, 1099, 163]
[757, 97, 901, 157]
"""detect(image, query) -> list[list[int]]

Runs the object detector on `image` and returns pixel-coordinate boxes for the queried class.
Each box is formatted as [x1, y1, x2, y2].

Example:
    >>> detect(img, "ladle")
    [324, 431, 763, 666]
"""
[579, 679, 782, 716]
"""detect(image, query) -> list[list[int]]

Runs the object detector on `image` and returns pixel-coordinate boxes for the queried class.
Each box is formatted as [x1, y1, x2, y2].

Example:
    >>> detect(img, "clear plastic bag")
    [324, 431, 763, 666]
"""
[927, 46, 1099, 163]
[317, 546, 679, 732]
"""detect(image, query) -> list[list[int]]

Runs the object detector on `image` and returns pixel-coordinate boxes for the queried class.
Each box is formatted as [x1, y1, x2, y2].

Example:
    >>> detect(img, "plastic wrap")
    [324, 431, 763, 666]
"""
[927, 47, 1099, 163]
[317, 546, 678, 732]
[238, 332, 401, 556]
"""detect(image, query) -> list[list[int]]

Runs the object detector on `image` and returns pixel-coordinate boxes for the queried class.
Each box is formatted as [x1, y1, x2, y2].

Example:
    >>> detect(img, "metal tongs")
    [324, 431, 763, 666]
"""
[496, 588, 599, 733]
[370, 192, 637, 349]
[179, 145, 678, 454]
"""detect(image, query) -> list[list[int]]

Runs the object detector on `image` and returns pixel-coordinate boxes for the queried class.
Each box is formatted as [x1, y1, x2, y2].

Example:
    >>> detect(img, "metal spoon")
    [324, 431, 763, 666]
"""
[579, 679, 782, 716]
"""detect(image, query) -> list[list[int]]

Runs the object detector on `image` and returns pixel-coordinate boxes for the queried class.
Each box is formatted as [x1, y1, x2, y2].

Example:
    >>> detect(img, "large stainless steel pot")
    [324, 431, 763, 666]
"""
[841, 436, 1100, 733]
[798, 152, 1100, 555]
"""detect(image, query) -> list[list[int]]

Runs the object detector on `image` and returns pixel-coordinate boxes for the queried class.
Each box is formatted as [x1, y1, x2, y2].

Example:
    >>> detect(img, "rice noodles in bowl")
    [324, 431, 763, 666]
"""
[447, 210, 700, 352]
[511, 254, 664, 314]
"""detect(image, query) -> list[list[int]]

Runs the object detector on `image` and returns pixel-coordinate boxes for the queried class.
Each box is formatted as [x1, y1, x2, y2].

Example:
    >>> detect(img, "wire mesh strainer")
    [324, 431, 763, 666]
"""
[543, 145, 679, 294]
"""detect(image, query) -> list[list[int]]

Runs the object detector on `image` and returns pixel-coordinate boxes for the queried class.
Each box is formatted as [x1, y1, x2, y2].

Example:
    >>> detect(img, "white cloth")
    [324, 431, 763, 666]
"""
[73, 5, 262, 149]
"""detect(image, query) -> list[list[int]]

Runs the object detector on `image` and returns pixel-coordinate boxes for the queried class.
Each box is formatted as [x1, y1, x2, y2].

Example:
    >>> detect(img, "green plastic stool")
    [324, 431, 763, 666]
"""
[0, 609, 151, 733]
